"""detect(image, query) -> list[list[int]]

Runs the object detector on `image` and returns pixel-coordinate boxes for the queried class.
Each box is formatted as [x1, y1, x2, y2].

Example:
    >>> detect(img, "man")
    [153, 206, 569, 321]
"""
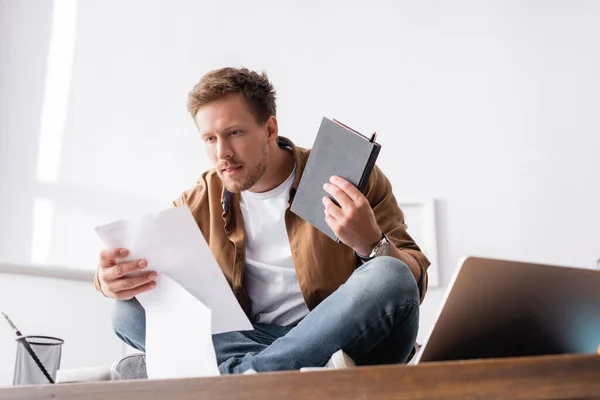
[95, 67, 430, 374]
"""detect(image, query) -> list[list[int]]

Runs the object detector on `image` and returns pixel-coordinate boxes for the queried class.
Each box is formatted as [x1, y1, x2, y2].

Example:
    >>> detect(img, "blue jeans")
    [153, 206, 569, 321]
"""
[111, 256, 420, 374]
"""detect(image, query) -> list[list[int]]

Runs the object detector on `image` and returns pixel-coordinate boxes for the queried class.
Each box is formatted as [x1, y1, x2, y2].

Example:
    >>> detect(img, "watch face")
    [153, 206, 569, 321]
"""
[374, 237, 391, 257]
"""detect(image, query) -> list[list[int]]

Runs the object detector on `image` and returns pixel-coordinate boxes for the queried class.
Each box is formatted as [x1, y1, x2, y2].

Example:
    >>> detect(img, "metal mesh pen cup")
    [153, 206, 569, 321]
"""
[13, 336, 63, 386]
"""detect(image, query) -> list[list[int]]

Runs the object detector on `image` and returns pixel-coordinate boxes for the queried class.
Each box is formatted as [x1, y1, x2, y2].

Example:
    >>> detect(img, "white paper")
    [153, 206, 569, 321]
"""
[95, 206, 252, 334]
[95, 206, 253, 379]
[137, 275, 220, 379]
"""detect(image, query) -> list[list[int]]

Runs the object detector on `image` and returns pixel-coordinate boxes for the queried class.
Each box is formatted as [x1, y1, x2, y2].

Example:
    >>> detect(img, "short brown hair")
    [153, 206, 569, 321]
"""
[187, 67, 277, 124]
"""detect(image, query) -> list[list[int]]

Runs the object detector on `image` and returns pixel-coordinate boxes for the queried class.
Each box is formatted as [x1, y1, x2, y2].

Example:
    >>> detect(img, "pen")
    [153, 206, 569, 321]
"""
[2, 311, 55, 384]
[2, 312, 23, 336]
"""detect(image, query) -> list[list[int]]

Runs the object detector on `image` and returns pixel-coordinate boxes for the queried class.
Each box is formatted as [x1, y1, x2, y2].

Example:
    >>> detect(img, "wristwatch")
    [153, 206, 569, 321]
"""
[357, 234, 391, 261]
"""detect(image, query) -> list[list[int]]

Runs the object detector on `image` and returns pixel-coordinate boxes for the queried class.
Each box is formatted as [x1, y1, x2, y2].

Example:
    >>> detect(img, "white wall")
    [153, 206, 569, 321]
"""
[0, 1, 123, 385]
[1, 0, 599, 379]
[0, 0, 52, 265]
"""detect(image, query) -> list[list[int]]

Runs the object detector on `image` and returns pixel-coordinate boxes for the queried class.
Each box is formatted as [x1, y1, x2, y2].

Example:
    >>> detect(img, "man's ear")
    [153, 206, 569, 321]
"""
[266, 116, 278, 143]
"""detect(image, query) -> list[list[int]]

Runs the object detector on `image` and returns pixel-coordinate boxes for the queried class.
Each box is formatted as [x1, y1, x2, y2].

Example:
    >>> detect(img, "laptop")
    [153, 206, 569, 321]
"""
[415, 256, 600, 363]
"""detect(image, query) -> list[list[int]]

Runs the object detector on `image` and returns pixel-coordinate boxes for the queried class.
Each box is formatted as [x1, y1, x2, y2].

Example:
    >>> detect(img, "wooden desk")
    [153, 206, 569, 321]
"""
[2, 354, 599, 400]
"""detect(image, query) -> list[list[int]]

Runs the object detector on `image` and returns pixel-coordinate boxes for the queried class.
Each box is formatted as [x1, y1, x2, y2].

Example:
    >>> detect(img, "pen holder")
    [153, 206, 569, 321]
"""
[13, 336, 63, 386]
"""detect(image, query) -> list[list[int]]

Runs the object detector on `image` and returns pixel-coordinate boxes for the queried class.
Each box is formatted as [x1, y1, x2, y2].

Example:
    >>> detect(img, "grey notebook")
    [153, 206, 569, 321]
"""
[290, 117, 381, 241]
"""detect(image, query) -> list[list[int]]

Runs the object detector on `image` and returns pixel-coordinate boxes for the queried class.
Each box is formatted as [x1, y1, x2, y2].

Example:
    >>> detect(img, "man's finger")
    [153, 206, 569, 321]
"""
[106, 259, 148, 280]
[109, 271, 157, 293]
[114, 281, 157, 301]
[324, 214, 339, 233]
[100, 248, 129, 261]
[323, 197, 343, 220]
[99, 258, 116, 269]
[323, 183, 353, 210]
[329, 176, 363, 203]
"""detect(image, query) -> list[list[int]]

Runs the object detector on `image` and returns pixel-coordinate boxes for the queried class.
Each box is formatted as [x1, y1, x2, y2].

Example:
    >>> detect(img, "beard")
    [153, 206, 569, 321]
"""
[218, 141, 268, 193]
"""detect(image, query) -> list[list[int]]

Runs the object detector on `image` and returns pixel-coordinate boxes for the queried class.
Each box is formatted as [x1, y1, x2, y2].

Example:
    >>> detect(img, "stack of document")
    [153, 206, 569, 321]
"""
[96, 207, 252, 379]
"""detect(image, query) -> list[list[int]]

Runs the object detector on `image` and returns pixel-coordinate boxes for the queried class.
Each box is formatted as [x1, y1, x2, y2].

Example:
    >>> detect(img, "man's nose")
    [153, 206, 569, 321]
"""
[216, 139, 233, 160]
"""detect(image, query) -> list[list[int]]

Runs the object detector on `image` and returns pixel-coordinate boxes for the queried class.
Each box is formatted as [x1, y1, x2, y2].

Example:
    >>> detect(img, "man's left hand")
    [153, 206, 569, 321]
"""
[322, 176, 382, 256]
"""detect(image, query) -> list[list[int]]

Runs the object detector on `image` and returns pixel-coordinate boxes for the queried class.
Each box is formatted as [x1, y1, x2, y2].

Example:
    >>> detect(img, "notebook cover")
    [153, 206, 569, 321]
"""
[290, 117, 381, 241]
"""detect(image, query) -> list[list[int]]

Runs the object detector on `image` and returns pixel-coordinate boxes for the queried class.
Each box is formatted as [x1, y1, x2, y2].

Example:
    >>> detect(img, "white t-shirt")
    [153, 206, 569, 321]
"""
[240, 168, 310, 326]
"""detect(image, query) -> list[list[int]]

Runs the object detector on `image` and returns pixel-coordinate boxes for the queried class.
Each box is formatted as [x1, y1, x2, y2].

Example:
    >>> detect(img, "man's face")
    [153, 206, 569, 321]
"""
[194, 93, 271, 193]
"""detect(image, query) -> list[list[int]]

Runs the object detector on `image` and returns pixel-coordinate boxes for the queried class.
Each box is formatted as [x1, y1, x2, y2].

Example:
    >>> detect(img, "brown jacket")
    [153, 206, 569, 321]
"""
[169, 137, 429, 316]
[94, 137, 430, 313]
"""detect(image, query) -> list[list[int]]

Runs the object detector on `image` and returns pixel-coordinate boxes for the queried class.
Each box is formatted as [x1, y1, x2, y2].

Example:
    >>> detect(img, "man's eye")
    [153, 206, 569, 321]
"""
[230, 130, 241, 136]
[206, 136, 216, 143]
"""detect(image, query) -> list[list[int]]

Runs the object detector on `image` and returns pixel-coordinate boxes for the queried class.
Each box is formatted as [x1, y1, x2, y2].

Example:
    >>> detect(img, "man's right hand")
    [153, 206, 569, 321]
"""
[97, 248, 157, 300]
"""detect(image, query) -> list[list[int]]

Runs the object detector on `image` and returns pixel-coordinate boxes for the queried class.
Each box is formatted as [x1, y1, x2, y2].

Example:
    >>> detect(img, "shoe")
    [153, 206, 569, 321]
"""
[110, 353, 147, 380]
[325, 349, 355, 369]
[300, 350, 355, 372]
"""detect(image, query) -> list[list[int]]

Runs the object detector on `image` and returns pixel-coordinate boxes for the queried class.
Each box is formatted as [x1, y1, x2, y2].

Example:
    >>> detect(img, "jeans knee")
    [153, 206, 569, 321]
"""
[357, 256, 419, 306]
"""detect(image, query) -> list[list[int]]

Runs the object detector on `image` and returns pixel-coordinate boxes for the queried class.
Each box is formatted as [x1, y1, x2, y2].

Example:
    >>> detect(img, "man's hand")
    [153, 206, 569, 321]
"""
[322, 176, 382, 256]
[97, 248, 157, 300]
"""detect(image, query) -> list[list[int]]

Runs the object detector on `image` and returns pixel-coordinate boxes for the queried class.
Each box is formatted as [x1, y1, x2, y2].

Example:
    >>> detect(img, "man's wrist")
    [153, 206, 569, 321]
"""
[355, 232, 387, 259]
[356, 230, 383, 256]
[355, 246, 373, 258]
